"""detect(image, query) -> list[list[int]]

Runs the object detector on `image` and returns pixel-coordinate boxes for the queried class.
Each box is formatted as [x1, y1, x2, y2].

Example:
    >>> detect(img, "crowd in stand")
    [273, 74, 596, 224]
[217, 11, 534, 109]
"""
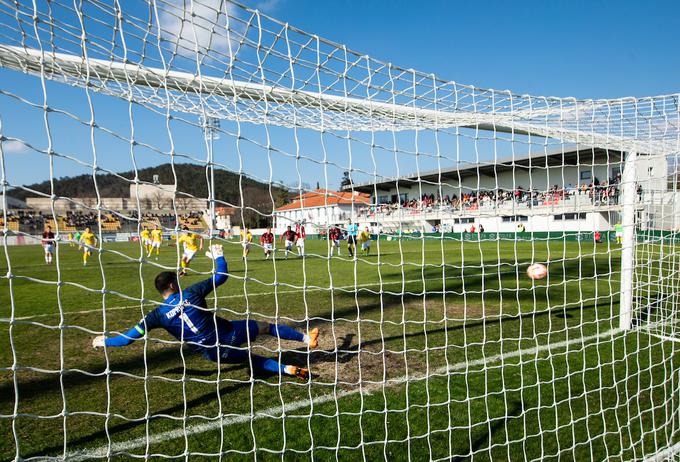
[65, 211, 100, 228]
[3, 210, 206, 233]
[359, 176, 621, 217]
[2, 210, 45, 230]
[182, 211, 203, 227]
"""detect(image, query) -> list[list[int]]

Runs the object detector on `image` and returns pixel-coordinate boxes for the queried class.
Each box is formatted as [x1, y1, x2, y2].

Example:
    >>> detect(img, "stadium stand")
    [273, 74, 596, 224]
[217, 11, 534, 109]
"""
[179, 212, 206, 230]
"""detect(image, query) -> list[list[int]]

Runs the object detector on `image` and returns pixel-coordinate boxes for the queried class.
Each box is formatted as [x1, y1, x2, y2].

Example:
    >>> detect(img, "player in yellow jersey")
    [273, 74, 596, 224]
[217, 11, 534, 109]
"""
[359, 227, 372, 256]
[149, 225, 163, 259]
[79, 226, 97, 266]
[240, 227, 253, 260]
[177, 226, 203, 275]
[140, 226, 152, 254]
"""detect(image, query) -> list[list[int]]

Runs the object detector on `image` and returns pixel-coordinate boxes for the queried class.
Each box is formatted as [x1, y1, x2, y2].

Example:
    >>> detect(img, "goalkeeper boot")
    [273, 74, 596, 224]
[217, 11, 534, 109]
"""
[308, 328, 319, 349]
[285, 365, 309, 380]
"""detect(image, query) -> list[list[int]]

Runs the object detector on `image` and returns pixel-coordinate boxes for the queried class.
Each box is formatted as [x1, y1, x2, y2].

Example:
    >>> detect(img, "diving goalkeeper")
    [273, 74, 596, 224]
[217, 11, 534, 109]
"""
[92, 244, 319, 379]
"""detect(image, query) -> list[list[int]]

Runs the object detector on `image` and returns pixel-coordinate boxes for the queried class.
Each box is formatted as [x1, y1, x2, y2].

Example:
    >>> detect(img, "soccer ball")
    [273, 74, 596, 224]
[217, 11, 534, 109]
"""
[527, 263, 548, 280]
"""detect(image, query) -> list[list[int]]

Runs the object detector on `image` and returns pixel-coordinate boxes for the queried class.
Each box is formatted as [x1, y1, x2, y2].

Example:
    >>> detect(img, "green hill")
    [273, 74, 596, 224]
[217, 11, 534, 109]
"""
[10, 163, 289, 227]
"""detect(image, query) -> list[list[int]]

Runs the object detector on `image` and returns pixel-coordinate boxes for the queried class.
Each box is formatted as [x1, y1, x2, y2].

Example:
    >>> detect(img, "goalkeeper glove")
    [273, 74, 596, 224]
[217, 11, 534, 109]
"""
[205, 244, 224, 259]
[92, 335, 105, 349]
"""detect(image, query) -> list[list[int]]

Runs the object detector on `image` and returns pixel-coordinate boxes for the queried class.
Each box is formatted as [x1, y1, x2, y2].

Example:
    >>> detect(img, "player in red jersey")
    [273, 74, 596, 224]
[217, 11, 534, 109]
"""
[260, 227, 275, 259]
[328, 225, 342, 257]
[42, 225, 56, 264]
[295, 222, 306, 257]
[280, 225, 298, 259]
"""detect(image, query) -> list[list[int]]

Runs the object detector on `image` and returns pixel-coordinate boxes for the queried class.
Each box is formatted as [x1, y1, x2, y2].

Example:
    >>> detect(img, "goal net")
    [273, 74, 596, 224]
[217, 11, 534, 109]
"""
[1, 0, 679, 460]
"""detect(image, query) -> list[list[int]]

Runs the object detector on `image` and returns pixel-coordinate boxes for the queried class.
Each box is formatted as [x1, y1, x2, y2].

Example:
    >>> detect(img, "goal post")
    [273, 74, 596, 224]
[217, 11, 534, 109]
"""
[0, 1, 679, 461]
[619, 151, 637, 331]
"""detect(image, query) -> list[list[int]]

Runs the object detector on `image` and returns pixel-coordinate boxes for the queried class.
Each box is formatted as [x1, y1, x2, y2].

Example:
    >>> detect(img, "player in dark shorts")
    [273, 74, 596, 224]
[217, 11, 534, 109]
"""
[280, 226, 298, 259]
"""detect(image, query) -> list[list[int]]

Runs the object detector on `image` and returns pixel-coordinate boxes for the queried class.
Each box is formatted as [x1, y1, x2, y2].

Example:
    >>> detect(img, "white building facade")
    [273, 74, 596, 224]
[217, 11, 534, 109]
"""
[345, 147, 676, 234]
[274, 190, 370, 234]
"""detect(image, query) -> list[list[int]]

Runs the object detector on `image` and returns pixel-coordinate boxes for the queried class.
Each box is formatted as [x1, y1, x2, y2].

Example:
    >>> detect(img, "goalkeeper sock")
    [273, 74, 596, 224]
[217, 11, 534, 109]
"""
[251, 355, 286, 374]
[268, 323, 304, 342]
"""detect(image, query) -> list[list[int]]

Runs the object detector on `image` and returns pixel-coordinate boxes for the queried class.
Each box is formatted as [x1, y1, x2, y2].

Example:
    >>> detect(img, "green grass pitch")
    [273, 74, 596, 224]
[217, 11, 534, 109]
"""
[1, 237, 678, 460]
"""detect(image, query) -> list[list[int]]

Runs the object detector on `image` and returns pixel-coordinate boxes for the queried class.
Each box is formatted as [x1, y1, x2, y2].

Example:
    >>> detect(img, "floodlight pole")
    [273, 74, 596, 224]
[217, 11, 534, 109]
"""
[201, 116, 220, 237]
[619, 151, 637, 331]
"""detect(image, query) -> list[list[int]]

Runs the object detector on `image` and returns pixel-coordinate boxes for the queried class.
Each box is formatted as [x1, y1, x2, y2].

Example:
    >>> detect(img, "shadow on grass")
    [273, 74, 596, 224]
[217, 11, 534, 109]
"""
[451, 399, 524, 461]
[315, 254, 619, 320]
[10, 254, 617, 458]
[0, 347, 242, 407]
[25, 377, 253, 459]
[2, 253, 613, 407]
[17, 295, 601, 459]
[283, 300, 600, 367]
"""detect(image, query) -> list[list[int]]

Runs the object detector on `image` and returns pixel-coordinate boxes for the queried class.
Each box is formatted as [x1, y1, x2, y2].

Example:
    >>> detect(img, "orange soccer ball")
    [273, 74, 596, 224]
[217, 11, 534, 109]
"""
[527, 263, 548, 280]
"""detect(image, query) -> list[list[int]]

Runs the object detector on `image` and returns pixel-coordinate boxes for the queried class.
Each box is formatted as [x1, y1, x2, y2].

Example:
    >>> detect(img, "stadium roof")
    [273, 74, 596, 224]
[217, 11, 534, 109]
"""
[275, 189, 371, 212]
[344, 146, 624, 193]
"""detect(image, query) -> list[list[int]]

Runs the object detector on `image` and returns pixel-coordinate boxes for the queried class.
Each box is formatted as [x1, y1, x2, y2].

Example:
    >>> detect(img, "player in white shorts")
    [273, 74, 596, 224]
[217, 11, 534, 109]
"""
[42, 226, 56, 264]
[328, 225, 342, 256]
[280, 226, 298, 259]
[240, 227, 253, 260]
[183, 246, 196, 261]
[295, 223, 306, 257]
[177, 227, 203, 275]
[359, 227, 372, 256]
[260, 227, 275, 260]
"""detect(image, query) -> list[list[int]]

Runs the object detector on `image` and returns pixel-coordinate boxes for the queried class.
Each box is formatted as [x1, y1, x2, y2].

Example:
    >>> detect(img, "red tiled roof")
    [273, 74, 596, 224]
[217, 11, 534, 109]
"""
[215, 207, 238, 216]
[275, 189, 370, 212]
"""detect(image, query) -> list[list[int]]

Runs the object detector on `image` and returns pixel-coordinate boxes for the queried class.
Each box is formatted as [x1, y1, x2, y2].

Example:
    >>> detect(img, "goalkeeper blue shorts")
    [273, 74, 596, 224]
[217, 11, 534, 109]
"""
[204, 319, 260, 363]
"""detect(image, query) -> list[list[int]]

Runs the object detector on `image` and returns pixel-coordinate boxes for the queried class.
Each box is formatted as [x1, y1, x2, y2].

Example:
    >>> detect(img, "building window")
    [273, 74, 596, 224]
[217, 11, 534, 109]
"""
[502, 216, 528, 222]
[668, 155, 680, 190]
[454, 217, 474, 224]
[580, 171, 591, 181]
[390, 193, 408, 204]
[554, 213, 587, 221]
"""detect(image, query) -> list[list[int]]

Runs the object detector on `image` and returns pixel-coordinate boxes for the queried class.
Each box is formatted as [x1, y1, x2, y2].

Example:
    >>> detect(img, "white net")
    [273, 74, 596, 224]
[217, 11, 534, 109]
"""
[1, 0, 680, 460]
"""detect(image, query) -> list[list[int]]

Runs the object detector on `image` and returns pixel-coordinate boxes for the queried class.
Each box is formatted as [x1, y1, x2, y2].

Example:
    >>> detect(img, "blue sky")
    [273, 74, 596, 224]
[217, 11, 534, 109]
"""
[1, 0, 678, 192]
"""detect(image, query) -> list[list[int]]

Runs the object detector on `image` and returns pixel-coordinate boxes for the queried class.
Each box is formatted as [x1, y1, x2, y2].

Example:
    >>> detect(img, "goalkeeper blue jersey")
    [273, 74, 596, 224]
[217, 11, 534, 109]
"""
[104, 257, 229, 352]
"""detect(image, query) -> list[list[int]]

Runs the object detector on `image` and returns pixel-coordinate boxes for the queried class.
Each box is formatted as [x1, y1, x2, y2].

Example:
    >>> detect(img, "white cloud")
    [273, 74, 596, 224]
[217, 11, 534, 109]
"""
[253, 0, 282, 13]
[157, 0, 239, 58]
[1, 139, 30, 154]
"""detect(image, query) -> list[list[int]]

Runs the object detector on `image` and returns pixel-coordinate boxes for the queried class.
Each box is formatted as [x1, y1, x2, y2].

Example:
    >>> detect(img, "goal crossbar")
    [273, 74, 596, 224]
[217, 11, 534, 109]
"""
[0, 44, 676, 155]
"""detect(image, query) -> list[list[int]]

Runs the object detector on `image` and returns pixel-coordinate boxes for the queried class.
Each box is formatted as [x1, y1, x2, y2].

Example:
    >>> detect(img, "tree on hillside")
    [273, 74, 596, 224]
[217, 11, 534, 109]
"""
[340, 171, 351, 188]
[275, 188, 290, 208]
[9, 163, 286, 225]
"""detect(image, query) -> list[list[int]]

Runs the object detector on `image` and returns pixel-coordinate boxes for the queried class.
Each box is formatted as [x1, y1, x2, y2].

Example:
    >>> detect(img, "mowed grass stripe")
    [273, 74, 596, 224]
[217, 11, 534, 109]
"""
[64, 327, 623, 461]
[2, 238, 649, 460]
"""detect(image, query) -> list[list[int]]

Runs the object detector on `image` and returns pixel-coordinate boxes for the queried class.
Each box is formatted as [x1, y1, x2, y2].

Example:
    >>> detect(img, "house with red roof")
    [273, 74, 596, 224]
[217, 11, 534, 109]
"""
[274, 189, 371, 234]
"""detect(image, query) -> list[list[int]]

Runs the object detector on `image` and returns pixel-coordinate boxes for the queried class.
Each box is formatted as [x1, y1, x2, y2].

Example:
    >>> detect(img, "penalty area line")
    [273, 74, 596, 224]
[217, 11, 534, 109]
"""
[64, 326, 623, 461]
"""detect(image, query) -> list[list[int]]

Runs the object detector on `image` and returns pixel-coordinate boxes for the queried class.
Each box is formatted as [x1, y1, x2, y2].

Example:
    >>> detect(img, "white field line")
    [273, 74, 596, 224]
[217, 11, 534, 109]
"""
[64, 327, 624, 461]
[644, 441, 680, 462]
